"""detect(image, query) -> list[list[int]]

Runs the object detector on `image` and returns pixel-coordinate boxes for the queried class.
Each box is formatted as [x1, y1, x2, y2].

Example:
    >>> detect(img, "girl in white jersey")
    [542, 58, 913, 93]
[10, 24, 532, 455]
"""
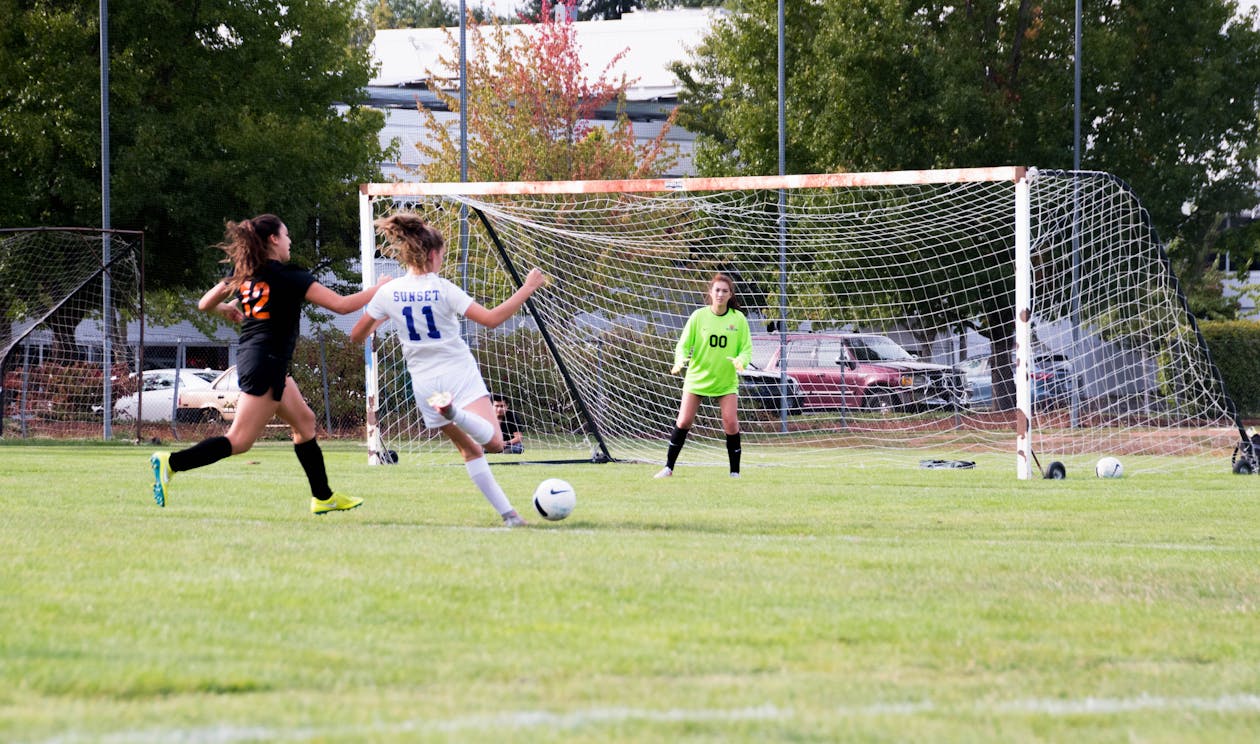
[351, 213, 546, 527]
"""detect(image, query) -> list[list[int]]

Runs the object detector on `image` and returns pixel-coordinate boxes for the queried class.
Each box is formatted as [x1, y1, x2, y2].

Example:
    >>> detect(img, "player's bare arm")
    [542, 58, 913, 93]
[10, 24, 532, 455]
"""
[464, 267, 547, 329]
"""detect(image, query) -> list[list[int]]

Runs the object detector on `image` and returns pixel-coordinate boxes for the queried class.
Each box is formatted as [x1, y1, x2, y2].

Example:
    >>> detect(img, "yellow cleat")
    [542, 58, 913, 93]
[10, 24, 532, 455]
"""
[311, 492, 363, 515]
[150, 452, 173, 507]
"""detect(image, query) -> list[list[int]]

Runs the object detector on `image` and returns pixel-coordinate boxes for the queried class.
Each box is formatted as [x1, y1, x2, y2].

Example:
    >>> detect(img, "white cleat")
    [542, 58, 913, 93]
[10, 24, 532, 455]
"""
[653, 467, 673, 479]
[425, 391, 455, 420]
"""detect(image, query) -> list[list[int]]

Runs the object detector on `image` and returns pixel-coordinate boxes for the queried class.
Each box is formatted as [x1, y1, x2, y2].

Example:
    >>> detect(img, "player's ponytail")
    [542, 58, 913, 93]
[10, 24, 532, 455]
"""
[375, 212, 446, 273]
[219, 213, 282, 289]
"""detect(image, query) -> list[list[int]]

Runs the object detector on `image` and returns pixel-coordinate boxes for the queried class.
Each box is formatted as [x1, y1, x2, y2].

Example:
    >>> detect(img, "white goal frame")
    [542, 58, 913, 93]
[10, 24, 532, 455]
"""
[359, 166, 1244, 479]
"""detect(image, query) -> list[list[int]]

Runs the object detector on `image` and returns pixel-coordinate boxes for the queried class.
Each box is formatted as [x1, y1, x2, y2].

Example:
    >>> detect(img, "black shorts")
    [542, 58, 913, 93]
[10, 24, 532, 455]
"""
[236, 348, 289, 401]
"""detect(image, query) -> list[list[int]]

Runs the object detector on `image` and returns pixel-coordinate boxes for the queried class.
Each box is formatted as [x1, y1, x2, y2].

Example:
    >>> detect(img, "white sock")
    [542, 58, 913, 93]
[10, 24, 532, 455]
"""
[450, 407, 495, 445]
[465, 456, 513, 515]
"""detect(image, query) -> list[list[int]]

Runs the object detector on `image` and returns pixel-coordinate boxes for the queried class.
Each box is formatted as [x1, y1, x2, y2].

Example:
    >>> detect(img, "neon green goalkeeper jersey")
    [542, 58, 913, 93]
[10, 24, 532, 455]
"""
[674, 306, 753, 397]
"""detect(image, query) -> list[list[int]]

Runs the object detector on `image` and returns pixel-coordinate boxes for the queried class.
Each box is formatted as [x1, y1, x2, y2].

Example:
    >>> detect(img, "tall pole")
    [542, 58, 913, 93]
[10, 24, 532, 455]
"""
[1069, 0, 1083, 428]
[100, 0, 113, 440]
[775, 0, 788, 433]
[1073, 0, 1081, 173]
[458, 0, 471, 339]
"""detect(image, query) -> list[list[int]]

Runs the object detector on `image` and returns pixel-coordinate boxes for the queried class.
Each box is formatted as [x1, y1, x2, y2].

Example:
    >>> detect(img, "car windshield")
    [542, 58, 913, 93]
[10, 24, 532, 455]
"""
[189, 370, 220, 384]
[848, 336, 914, 362]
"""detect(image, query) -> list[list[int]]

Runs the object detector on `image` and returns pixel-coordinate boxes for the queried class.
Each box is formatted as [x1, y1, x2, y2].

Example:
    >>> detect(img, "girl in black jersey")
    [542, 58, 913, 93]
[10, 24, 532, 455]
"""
[149, 214, 388, 514]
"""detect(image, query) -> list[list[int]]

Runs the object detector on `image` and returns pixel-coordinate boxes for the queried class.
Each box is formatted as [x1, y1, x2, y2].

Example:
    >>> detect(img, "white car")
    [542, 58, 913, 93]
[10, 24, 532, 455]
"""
[177, 366, 243, 423]
[113, 368, 223, 422]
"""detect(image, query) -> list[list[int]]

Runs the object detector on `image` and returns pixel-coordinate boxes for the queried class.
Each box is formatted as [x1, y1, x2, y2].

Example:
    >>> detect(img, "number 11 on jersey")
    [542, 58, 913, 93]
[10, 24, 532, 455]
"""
[401, 305, 441, 341]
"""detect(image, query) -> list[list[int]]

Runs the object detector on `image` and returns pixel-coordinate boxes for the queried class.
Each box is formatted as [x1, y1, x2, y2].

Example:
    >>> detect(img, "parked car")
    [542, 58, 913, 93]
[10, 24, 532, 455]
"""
[177, 366, 242, 423]
[750, 333, 967, 411]
[1031, 352, 1078, 404]
[960, 352, 1078, 408]
[739, 362, 804, 414]
[959, 356, 995, 408]
[113, 368, 223, 422]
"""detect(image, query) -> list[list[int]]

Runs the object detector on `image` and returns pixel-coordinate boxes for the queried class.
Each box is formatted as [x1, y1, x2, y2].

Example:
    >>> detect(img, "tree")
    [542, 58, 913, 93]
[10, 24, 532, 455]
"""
[516, 0, 720, 22]
[670, 0, 1260, 404]
[672, 0, 1260, 294]
[0, 0, 388, 321]
[367, 0, 491, 29]
[412, 8, 677, 183]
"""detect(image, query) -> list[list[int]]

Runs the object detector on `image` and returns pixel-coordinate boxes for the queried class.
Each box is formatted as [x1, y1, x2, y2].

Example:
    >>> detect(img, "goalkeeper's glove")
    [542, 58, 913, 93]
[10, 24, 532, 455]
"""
[727, 356, 746, 372]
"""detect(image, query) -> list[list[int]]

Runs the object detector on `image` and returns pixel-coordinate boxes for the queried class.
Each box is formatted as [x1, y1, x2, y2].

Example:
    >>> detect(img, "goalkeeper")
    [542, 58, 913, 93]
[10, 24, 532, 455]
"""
[655, 273, 753, 479]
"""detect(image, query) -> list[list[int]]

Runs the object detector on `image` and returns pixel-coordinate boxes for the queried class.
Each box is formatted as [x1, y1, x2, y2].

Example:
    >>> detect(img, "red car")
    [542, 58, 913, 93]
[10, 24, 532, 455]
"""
[750, 333, 968, 411]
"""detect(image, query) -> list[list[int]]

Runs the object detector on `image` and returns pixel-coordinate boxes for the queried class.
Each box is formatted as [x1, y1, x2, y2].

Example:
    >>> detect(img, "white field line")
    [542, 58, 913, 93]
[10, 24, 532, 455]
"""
[431, 524, 1258, 555]
[29, 694, 1260, 744]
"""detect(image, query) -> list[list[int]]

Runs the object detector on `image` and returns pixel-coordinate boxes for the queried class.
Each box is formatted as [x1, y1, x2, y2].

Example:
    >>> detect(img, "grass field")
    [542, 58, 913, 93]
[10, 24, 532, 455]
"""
[3, 440, 1259, 742]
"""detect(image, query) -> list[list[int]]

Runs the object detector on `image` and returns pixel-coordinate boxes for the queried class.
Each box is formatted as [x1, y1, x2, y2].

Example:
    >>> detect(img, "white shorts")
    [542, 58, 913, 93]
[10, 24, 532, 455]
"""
[410, 365, 491, 430]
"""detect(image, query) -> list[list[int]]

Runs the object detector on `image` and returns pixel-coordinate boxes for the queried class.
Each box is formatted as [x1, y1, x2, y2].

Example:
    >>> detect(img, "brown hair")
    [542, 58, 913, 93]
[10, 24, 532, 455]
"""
[218, 213, 284, 290]
[706, 272, 741, 311]
[375, 213, 446, 272]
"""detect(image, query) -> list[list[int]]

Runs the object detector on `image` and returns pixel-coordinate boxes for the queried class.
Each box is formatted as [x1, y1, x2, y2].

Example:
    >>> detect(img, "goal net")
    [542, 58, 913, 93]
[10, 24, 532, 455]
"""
[0, 228, 144, 440]
[359, 168, 1244, 477]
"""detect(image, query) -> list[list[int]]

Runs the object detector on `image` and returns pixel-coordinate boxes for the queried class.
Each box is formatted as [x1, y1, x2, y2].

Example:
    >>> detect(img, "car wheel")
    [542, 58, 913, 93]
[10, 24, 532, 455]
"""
[863, 389, 896, 412]
[197, 408, 225, 424]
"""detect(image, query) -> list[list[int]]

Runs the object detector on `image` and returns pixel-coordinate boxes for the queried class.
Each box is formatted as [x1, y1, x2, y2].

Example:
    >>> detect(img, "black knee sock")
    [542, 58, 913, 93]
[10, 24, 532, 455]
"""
[169, 436, 232, 473]
[294, 438, 333, 501]
[726, 432, 742, 474]
[665, 426, 690, 470]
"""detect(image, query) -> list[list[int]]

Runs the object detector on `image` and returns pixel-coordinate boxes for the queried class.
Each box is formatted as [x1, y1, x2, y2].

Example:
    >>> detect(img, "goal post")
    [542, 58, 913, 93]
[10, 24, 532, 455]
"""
[358, 167, 1244, 477]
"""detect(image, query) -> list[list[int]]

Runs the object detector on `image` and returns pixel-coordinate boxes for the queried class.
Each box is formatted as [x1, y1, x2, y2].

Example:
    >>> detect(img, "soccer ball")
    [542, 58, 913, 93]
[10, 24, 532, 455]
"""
[533, 478, 576, 521]
[1095, 456, 1123, 478]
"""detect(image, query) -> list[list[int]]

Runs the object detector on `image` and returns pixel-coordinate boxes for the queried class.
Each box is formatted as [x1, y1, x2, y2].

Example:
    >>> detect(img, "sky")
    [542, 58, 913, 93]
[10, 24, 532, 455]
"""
[467, 1, 1260, 24]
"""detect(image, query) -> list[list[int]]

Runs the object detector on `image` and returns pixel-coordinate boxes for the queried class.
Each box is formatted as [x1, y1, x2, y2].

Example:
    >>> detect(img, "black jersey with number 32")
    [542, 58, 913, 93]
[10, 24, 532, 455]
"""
[236, 260, 317, 362]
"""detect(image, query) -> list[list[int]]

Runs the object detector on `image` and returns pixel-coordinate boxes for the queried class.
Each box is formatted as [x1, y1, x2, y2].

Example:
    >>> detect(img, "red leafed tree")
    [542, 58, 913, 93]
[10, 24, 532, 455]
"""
[413, 2, 677, 182]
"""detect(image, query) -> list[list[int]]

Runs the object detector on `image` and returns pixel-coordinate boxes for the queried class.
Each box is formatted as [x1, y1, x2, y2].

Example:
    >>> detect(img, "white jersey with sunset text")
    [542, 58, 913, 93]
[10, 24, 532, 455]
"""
[365, 272, 477, 377]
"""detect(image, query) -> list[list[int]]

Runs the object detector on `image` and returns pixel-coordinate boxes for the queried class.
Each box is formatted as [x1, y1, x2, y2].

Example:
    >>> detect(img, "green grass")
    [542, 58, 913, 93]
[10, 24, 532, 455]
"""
[3, 441, 1259, 742]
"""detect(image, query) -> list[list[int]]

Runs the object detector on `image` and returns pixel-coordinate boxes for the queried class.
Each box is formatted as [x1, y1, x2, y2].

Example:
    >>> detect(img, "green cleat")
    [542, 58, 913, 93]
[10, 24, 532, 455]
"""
[150, 452, 172, 507]
[311, 492, 363, 515]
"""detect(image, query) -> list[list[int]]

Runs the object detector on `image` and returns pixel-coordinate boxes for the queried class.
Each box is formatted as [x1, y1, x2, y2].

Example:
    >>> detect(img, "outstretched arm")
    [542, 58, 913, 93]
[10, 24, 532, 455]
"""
[463, 268, 547, 329]
[306, 275, 391, 315]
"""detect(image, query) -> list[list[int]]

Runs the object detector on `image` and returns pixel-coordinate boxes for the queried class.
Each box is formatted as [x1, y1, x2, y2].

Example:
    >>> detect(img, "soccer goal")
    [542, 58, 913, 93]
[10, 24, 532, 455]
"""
[358, 167, 1245, 477]
[0, 227, 144, 441]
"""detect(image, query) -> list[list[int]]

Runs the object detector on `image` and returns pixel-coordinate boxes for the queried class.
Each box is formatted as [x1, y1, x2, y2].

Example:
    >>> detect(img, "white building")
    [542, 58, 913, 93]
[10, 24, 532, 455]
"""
[364, 8, 719, 179]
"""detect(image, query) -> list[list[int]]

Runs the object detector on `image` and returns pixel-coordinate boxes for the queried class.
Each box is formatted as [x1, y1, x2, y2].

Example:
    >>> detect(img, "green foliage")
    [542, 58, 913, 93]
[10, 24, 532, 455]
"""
[1199, 320, 1260, 418]
[290, 327, 368, 433]
[671, 0, 1260, 317]
[0, 0, 388, 319]
[517, 0, 720, 22]
[367, 0, 491, 29]
[2, 360, 130, 421]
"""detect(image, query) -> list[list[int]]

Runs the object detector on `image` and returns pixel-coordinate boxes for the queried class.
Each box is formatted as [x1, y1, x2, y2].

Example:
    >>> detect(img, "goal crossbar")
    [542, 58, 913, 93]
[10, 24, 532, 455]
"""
[360, 166, 1025, 198]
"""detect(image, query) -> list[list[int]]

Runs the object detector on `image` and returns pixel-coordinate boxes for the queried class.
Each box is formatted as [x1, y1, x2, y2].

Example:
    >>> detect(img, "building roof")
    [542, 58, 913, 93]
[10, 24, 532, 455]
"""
[369, 8, 721, 102]
[366, 8, 714, 180]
